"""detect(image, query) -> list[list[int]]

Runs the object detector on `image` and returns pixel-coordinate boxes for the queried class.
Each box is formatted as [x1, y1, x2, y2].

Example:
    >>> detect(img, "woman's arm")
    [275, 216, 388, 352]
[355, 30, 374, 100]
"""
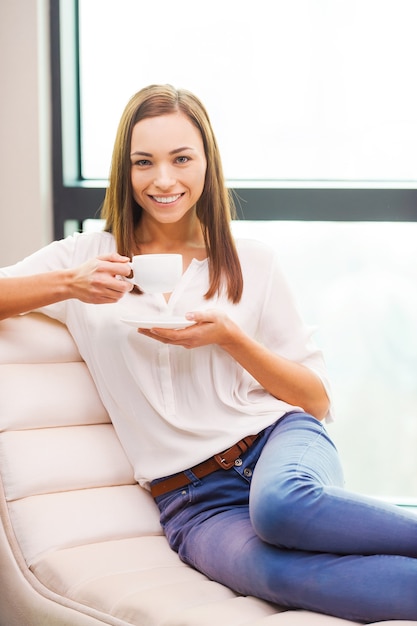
[217, 318, 330, 421]
[138, 310, 330, 421]
[0, 254, 133, 320]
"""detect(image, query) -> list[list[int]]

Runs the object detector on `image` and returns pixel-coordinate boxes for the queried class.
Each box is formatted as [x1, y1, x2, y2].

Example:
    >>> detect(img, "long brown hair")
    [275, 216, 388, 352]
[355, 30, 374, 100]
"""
[101, 84, 243, 302]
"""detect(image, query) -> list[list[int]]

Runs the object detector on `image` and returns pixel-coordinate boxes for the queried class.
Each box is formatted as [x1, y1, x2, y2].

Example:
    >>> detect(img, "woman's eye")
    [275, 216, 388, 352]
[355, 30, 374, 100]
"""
[176, 156, 189, 164]
[133, 159, 151, 166]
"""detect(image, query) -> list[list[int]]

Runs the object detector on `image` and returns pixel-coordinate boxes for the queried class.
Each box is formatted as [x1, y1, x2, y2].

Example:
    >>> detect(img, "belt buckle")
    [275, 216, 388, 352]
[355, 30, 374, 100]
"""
[213, 452, 236, 470]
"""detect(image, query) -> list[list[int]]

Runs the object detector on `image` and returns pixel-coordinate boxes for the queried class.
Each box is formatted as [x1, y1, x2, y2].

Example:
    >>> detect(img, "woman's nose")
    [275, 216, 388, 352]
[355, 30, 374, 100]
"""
[154, 166, 176, 190]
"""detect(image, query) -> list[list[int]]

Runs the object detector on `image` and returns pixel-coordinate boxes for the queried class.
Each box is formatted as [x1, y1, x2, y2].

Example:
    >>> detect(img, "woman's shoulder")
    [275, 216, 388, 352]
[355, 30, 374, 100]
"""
[0, 230, 117, 277]
[46, 229, 116, 264]
[235, 237, 276, 264]
[69, 230, 116, 258]
[26, 229, 116, 259]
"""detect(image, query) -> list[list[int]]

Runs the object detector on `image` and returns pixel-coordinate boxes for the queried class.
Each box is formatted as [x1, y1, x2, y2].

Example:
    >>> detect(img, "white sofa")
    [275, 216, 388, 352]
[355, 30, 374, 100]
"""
[0, 312, 415, 626]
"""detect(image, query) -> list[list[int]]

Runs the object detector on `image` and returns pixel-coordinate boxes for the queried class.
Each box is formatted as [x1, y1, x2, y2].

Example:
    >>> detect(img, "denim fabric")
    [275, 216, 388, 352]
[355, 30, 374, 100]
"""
[152, 412, 417, 622]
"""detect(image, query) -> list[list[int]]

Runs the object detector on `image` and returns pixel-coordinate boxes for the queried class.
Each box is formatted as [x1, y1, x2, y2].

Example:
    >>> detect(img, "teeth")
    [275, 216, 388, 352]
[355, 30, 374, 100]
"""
[153, 195, 181, 204]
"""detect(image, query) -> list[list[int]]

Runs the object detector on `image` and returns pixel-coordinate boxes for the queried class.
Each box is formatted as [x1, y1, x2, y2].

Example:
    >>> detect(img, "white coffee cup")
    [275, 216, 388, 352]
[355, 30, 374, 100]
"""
[126, 253, 183, 293]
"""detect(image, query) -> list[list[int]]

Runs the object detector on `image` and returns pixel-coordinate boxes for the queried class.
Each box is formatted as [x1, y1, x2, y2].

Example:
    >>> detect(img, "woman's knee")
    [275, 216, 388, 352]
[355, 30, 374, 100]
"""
[250, 474, 323, 548]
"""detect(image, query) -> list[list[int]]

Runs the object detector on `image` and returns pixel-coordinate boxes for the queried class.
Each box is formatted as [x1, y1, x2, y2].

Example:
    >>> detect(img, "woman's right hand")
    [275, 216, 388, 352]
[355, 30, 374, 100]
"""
[0, 253, 134, 320]
[67, 253, 134, 304]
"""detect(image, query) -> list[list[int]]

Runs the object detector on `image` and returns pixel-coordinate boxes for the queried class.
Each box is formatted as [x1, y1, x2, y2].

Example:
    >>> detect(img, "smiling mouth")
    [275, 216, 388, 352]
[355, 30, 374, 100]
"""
[151, 194, 183, 204]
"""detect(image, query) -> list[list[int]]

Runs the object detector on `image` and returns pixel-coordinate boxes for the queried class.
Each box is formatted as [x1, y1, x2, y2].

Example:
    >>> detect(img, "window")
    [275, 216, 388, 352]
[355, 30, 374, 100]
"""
[51, 0, 417, 236]
[78, 0, 417, 184]
[51, 0, 417, 503]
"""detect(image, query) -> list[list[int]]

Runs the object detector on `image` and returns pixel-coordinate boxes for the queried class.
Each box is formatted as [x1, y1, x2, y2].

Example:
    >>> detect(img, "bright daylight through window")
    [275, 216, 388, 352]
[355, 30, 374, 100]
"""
[78, 0, 417, 185]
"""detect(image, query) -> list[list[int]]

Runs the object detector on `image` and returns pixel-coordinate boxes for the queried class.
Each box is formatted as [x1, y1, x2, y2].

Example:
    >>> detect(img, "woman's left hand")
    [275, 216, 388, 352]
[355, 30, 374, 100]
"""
[138, 309, 236, 349]
[138, 308, 330, 420]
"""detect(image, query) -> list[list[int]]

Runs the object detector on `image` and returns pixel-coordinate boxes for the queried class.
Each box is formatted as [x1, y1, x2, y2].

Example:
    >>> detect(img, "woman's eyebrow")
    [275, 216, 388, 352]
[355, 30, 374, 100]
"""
[169, 146, 194, 155]
[130, 146, 195, 158]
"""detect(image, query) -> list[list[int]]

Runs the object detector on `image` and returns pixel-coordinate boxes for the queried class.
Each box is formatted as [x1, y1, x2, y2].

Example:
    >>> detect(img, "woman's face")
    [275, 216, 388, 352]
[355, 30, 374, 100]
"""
[130, 112, 207, 225]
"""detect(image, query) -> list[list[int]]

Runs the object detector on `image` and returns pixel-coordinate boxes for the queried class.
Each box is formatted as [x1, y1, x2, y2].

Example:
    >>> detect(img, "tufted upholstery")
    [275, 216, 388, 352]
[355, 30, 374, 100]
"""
[0, 312, 415, 626]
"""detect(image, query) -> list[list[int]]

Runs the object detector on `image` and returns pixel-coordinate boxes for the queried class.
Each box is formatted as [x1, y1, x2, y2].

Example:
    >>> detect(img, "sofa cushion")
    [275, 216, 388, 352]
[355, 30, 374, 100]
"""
[32, 537, 284, 625]
[0, 362, 110, 430]
[0, 424, 134, 500]
[0, 313, 82, 364]
[8, 485, 162, 566]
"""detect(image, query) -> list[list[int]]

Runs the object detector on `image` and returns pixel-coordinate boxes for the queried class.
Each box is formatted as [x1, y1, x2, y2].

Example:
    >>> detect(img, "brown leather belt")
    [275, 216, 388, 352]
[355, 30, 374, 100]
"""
[150, 434, 259, 498]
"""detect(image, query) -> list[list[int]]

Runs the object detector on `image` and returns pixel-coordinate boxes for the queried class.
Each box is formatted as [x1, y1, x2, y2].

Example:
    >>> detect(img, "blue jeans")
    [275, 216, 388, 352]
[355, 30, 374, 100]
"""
[152, 412, 417, 622]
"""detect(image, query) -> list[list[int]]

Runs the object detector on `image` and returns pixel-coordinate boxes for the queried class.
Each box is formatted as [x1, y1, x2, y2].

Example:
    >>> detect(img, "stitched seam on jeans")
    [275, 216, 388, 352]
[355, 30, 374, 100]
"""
[295, 425, 326, 474]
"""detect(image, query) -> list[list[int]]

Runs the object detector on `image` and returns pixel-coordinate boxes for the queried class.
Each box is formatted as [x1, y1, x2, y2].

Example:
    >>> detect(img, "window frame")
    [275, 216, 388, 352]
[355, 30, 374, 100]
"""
[50, 0, 417, 240]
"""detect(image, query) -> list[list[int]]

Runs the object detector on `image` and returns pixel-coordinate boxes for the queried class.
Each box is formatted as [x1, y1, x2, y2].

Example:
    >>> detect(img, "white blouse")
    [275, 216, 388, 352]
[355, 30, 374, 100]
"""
[1, 231, 333, 488]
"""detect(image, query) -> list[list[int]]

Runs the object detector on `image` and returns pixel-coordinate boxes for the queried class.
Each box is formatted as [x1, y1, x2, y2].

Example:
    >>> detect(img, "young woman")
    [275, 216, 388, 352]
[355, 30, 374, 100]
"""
[1, 84, 417, 622]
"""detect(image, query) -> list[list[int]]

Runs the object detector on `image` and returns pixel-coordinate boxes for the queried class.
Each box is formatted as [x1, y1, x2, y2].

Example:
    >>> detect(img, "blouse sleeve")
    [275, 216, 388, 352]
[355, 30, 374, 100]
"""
[0, 232, 115, 323]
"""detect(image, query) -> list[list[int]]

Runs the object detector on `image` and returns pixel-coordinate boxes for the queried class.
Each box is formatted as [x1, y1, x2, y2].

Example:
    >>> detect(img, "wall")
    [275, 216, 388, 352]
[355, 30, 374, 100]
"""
[0, 0, 52, 267]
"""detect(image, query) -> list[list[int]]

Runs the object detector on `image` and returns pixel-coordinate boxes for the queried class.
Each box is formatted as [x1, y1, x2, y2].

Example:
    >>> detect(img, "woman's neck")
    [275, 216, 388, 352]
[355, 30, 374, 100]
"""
[133, 214, 207, 263]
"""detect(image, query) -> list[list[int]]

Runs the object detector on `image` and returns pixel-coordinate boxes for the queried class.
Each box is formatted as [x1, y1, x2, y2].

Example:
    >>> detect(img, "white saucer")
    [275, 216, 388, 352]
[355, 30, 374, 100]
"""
[121, 316, 195, 329]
